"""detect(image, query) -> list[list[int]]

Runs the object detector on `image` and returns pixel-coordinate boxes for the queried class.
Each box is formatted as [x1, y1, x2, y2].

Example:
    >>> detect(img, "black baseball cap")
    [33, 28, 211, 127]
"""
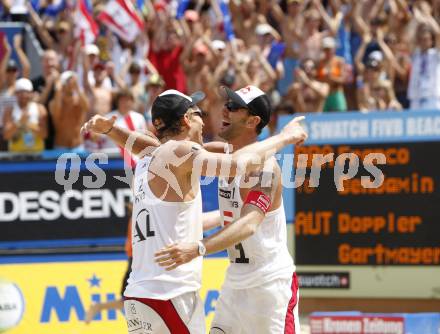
[152, 89, 205, 130]
[222, 85, 272, 128]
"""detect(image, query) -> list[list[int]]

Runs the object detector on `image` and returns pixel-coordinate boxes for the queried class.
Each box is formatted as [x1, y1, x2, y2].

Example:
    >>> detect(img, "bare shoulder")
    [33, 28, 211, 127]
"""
[155, 140, 205, 168]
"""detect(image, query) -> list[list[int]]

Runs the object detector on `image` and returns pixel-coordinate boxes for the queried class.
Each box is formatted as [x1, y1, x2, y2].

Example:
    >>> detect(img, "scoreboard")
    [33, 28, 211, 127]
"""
[277, 110, 440, 298]
[295, 142, 440, 266]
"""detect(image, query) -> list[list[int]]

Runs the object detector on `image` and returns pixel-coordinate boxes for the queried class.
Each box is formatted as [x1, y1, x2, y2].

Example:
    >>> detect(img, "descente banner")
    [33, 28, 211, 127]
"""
[0, 159, 131, 245]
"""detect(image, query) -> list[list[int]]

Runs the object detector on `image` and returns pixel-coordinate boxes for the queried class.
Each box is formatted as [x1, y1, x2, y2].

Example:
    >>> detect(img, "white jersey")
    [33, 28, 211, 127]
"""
[124, 143, 203, 300]
[218, 176, 295, 289]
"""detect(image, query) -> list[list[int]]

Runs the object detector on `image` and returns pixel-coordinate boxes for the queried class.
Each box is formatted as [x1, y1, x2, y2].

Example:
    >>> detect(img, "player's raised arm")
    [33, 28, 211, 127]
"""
[81, 115, 160, 157]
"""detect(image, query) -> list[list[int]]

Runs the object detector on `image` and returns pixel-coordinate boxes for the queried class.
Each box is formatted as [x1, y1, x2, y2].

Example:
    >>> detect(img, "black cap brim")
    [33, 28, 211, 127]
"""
[221, 86, 248, 108]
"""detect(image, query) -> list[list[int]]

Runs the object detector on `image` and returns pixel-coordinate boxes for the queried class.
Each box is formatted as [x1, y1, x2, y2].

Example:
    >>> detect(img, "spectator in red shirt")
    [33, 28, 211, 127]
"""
[148, 12, 187, 92]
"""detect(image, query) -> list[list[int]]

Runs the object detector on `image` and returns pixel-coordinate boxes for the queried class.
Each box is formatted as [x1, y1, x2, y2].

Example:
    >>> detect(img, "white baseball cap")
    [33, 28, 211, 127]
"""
[15, 78, 33, 92]
[322, 36, 337, 49]
[60, 71, 76, 85]
[85, 44, 100, 56]
[255, 23, 273, 36]
[212, 40, 226, 50]
[368, 50, 384, 62]
[222, 85, 271, 126]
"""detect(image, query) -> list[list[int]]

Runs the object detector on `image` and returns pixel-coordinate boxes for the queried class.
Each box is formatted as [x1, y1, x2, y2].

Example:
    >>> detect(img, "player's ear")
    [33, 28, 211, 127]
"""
[246, 115, 261, 130]
[182, 113, 191, 128]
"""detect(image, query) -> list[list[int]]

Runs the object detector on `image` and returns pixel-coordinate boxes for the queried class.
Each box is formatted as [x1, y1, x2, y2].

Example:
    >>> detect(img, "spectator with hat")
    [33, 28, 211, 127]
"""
[81, 44, 113, 92]
[356, 58, 401, 112]
[2, 78, 47, 153]
[82, 48, 113, 116]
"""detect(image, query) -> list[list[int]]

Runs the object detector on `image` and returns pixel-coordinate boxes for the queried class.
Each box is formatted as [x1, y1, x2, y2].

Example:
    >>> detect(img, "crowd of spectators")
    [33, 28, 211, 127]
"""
[1, 0, 440, 155]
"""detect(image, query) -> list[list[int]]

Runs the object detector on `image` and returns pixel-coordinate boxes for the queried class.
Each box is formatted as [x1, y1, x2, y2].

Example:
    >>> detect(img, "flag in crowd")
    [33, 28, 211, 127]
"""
[97, 0, 144, 43]
[218, 0, 235, 41]
[176, 0, 191, 19]
[74, 0, 99, 45]
[30, 0, 66, 17]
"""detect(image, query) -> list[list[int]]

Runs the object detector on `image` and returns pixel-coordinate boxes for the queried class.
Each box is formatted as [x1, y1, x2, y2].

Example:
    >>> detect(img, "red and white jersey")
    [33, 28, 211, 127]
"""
[218, 176, 295, 289]
[124, 143, 203, 300]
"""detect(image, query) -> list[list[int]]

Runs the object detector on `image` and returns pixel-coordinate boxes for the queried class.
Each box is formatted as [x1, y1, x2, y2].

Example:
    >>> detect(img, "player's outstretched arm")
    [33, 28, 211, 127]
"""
[155, 168, 278, 270]
[81, 115, 160, 157]
[191, 116, 307, 178]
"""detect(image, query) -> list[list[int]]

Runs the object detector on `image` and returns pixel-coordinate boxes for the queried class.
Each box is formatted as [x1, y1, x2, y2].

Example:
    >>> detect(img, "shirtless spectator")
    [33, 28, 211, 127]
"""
[244, 45, 277, 93]
[230, 0, 266, 47]
[271, 0, 307, 95]
[180, 38, 212, 93]
[254, 23, 284, 82]
[299, 0, 341, 61]
[287, 58, 330, 113]
[82, 51, 113, 116]
[317, 36, 347, 112]
[49, 72, 88, 150]
[82, 44, 113, 92]
[3, 79, 47, 153]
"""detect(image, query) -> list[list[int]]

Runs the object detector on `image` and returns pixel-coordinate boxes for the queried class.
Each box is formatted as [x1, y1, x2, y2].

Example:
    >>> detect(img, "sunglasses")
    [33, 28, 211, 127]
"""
[189, 109, 205, 117]
[224, 101, 246, 112]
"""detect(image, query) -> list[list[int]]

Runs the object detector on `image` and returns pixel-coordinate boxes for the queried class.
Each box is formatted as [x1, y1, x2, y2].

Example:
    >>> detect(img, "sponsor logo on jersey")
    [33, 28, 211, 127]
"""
[219, 189, 231, 199]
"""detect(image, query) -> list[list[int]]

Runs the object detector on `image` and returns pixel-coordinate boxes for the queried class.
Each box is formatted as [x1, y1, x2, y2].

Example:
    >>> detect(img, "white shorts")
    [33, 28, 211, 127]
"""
[210, 273, 300, 334]
[124, 291, 205, 334]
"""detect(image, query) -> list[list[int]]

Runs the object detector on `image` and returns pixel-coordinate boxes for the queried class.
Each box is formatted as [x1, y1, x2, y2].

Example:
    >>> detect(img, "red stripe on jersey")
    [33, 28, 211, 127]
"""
[224, 211, 233, 217]
[124, 297, 190, 333]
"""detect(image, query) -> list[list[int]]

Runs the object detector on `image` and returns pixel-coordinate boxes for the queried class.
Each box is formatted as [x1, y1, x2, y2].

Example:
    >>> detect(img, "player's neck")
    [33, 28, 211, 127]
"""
[160, 130, 189, 144]
[229, 134, 257, 151]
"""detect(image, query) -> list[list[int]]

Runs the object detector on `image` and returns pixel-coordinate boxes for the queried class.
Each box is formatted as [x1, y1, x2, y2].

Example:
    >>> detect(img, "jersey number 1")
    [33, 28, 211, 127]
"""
[234, 243, 249, 263]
